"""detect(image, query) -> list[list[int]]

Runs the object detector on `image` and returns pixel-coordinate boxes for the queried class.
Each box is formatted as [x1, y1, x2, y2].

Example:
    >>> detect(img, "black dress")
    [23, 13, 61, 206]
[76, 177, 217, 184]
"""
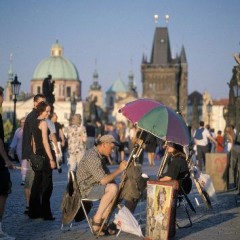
[28, 119, 54, 219]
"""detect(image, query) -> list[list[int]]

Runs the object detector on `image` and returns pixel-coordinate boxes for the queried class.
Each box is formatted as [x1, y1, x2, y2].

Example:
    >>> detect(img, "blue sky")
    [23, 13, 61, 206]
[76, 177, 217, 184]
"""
[0, 0, 239, 100]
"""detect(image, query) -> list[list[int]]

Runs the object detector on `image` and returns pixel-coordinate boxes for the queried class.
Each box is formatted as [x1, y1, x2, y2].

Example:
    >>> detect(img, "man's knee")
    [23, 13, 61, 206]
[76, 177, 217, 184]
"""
[106, 183, 118, 195]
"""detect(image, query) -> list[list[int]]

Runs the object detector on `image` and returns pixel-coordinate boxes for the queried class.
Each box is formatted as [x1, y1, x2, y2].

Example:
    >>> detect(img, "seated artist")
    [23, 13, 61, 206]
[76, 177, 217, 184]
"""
[159, 142, 191, 194]
[76, 135, 127, 236]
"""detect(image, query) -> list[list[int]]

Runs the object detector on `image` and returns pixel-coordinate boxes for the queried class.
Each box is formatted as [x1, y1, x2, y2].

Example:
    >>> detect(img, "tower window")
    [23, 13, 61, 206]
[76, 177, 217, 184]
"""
[66, 87, 71, 98]
[37, 86, 41, 94]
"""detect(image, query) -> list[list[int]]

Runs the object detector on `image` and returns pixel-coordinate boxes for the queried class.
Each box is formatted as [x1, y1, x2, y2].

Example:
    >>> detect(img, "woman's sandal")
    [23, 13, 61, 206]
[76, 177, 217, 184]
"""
[90, 218, 106, 236]
[24, 206, 29, 215]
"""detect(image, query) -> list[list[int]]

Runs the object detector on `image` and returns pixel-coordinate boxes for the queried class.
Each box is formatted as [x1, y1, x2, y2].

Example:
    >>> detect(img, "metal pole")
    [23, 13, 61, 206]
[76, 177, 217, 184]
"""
[13, 94, 17, 134]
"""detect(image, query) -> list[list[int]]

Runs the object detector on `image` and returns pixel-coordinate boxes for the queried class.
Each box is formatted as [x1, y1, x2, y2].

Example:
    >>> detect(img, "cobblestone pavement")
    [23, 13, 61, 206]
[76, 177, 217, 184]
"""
[2, 159, 240, 240]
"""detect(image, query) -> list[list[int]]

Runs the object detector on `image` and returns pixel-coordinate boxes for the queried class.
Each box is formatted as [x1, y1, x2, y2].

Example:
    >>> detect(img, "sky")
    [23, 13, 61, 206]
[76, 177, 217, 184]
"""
[0, 0, 240, 100]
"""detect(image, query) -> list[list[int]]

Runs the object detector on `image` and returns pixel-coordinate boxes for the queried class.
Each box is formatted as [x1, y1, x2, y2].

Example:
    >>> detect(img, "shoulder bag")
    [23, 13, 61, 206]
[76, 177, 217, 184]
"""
[30, 135, 45, 171]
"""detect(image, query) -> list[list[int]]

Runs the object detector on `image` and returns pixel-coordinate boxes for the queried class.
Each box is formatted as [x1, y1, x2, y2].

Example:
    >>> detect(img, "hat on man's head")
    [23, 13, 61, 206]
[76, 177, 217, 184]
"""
[98, 135, 119, 146]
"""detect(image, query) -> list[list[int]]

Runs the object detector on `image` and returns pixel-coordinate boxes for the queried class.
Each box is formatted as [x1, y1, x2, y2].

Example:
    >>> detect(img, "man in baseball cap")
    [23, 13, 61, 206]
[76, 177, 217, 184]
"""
[76, 134, 127, 235]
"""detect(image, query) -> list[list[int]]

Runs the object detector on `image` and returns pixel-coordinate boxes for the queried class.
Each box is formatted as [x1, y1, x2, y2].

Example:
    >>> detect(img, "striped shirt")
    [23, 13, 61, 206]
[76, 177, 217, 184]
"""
[76, 146, 109, 198]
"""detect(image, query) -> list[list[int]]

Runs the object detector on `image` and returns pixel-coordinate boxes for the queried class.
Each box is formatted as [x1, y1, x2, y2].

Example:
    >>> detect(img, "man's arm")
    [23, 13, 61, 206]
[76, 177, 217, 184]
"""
[100, 161, 127, 185]
[159, 176, 172, 181]
[208, 135, 217, 146]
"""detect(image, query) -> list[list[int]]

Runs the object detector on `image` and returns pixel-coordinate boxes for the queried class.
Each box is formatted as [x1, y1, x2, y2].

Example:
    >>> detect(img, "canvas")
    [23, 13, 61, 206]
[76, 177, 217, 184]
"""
[145, 180, 179, 240]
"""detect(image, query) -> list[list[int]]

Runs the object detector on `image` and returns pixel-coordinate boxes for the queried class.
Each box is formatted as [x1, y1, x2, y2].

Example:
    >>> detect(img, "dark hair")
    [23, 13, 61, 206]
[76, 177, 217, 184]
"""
[34, 94, 45, 102]
[199, 121, 204, 127]
[0, 86, 4, 96]
[36, 101, 50, 116]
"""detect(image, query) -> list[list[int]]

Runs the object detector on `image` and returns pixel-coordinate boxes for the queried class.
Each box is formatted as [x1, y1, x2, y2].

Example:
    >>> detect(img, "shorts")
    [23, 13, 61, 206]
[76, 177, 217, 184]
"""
[24, 167, 35, 189]
[87, 185, 106, 200]
[0, 167, 12, 195]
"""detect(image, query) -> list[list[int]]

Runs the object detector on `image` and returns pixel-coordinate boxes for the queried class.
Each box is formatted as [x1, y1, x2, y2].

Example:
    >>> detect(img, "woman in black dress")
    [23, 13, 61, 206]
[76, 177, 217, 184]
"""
[28, 102, 56, 220]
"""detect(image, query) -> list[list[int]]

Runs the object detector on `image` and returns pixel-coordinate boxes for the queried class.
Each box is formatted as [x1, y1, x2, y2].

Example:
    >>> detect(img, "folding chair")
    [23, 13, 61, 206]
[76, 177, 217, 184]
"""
[61, 171, 100, 233]
[80, 197, 100, 234]
[176, 176, 195, 229]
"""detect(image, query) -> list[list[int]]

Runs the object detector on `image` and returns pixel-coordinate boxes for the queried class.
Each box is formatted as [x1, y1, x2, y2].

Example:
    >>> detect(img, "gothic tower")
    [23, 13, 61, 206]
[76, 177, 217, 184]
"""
[5, 54, 14, 102]
[141, 26, 188, 118]
[88, 68, 103, 108]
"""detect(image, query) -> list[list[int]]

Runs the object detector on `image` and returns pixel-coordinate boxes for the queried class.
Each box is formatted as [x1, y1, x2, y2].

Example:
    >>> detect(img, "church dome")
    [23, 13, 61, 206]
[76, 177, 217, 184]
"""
[33, 40, 79, 80]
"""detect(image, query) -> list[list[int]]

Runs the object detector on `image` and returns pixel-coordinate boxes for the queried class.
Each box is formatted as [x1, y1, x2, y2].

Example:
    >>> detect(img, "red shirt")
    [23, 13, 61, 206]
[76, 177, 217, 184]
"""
[216, 135, 224, 153]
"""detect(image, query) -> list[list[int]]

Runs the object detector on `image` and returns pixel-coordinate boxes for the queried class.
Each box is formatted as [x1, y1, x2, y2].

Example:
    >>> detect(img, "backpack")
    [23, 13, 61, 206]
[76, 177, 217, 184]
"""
[194, 128, 204, 140]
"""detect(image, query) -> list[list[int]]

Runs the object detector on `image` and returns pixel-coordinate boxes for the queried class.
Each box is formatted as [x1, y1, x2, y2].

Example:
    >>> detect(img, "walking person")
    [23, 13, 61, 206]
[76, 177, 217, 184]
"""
[145, 135, 158, 166]
[8, 117, 27, 185]
[65, 114, 87, 172]
[216, 130, 224, 153]
[85, 119, 96, 150]
[0, 86, 15, 239]
[28, 101, 56, 220]
[193, 121, 217, 171]
[223, 125, 235, 189]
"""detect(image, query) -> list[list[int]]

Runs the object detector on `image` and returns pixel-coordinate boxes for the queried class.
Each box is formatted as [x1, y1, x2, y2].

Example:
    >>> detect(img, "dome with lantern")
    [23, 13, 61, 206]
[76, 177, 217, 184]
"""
[31, 40, 81, 101]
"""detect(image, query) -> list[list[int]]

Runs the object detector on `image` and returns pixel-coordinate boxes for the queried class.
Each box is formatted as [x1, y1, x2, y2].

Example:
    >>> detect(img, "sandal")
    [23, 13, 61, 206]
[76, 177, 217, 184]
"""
[90, 218, 106, 236]
[107, 222, 118, 235]
[24, 206, 29, 215]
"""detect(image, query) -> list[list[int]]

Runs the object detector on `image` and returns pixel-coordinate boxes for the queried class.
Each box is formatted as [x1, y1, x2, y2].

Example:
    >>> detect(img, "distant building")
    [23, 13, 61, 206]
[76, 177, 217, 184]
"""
[187, 91, 203, 130]
[141, 26, 188, 118]
[106, 72, 138, 123]
[2, 41, 83, 127]
[31, 40, 82, 101]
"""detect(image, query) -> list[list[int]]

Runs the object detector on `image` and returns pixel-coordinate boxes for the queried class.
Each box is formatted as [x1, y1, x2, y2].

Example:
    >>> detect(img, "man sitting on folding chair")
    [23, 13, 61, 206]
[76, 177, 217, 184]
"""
[76, 135, 127, 236]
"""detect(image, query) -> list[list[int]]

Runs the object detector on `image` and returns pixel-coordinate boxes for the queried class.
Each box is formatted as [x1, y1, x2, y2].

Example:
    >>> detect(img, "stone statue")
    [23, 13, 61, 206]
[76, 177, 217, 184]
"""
[70, 92, 77, 117]
[42, 74, 55, 112]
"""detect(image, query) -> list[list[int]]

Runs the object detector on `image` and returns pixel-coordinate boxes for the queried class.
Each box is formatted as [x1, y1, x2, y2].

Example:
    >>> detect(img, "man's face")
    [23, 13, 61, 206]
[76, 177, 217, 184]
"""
[102, 142, 115, 156]
[34, 97, 46, 108]
[166, 146, 174, 153]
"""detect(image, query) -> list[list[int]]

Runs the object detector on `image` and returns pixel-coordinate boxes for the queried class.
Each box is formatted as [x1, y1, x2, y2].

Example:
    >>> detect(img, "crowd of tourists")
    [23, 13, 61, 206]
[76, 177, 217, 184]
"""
[1, 91, 240, 239]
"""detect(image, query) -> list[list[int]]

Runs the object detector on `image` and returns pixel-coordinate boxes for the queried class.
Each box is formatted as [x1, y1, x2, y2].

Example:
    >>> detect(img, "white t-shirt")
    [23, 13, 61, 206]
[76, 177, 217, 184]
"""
[194, 127, 211, 146]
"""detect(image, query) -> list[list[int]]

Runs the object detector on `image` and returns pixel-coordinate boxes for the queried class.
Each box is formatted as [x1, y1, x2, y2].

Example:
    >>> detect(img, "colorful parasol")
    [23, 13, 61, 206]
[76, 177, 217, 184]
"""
[119, 98, 190, 146]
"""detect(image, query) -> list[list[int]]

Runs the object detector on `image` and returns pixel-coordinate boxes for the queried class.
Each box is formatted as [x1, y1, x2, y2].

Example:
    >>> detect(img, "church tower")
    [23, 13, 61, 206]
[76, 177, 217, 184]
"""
[5, 54, 14, 102]
[88, 67, 103, 108]
[141, 20, 188, 117]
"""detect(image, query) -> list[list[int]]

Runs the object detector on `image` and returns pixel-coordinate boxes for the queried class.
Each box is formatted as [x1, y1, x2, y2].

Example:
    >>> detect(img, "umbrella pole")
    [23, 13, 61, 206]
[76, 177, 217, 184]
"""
[97, 134, 145, 237]
[157, 150, 170, 178]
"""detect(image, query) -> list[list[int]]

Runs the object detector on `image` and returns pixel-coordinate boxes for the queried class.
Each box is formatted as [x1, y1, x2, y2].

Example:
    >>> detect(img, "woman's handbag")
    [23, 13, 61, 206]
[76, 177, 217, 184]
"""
[29, 135, 45, 171]
[30, 153, 45, 171]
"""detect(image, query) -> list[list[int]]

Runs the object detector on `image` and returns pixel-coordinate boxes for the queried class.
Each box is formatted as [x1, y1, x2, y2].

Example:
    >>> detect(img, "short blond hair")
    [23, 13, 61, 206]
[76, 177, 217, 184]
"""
[71, 114, 82, 125]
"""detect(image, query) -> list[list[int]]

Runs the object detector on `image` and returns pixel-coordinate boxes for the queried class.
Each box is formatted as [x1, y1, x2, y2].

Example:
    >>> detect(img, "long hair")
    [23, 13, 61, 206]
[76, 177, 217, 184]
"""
[36, 101, 50, 116]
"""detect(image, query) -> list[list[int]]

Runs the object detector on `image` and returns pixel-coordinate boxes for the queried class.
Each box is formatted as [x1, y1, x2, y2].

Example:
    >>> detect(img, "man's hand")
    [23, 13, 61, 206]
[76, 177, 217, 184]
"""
[50, 160, 56, 169]
[118, 160, 128, 172]
[5, 158, 15, 169]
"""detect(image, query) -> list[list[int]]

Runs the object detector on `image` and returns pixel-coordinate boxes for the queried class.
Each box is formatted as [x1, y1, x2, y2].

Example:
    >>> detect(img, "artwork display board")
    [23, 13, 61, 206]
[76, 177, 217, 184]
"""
[145, 180, 179, 240]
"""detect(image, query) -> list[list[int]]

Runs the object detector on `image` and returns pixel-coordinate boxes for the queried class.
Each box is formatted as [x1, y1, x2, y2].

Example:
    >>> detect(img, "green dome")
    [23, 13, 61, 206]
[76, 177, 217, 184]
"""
[33, 56, 79, 80]
[33, 40, 79, 80]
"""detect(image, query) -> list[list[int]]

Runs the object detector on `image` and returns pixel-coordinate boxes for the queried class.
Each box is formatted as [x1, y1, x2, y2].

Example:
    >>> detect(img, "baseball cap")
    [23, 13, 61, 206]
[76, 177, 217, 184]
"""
[98, 135, 120, 146]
